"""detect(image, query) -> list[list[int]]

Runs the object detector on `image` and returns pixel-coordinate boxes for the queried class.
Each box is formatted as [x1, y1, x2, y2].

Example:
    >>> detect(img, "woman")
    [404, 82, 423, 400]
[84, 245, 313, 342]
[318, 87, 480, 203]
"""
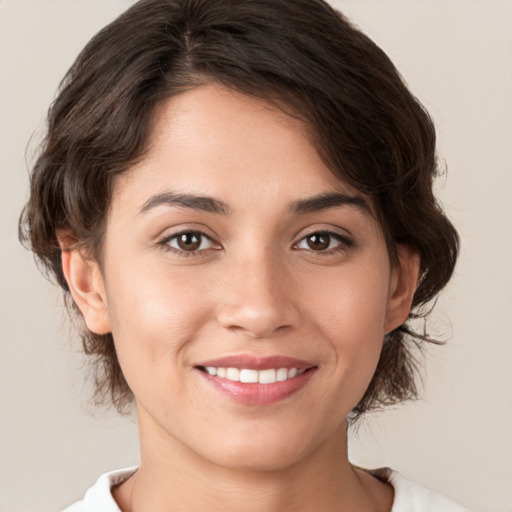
[20, 0, 465, 510]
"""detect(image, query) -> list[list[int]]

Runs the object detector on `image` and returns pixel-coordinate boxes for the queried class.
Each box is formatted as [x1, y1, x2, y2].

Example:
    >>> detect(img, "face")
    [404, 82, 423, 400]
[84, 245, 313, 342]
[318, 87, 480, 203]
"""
[68, 84, 416, 471]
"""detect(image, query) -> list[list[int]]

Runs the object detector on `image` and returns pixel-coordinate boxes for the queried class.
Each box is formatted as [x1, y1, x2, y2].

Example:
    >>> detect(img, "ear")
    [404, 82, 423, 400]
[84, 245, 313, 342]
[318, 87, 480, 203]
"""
[59, 239, 111, 335]
[384, 245, 420, 333]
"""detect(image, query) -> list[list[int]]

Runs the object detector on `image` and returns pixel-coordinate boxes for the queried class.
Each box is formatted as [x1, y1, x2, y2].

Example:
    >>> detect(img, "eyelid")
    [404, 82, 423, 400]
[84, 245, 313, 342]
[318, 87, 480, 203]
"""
[157, 228, 222, 256]
[292, 227, 355, 252]
[155, 222, 221, 245]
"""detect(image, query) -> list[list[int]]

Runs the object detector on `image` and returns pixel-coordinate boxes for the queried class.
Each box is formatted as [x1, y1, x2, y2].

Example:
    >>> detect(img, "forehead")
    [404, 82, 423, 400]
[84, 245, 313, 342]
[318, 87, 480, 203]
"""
[112, 84, 369, 216]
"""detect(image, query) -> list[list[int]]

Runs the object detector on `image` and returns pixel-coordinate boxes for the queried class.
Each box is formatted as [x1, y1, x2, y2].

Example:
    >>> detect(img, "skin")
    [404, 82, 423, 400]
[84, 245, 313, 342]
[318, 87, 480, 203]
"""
[62, 84, 419, 512]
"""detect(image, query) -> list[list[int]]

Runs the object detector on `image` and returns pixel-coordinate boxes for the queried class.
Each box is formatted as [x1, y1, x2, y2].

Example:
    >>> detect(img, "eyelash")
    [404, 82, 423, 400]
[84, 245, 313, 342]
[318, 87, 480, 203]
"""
[157, 230, 219, 257]
[157, 229, 354, 257]
[293, 230, 354, 254]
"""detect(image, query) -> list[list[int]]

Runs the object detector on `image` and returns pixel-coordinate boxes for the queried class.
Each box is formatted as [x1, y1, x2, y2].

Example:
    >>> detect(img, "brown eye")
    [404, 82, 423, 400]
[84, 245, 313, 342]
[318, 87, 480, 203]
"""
[305, 233, 331, 251]
[295, 231, 350, 253]
[177, 233, 201, 251]
[166, 231, 214, 253]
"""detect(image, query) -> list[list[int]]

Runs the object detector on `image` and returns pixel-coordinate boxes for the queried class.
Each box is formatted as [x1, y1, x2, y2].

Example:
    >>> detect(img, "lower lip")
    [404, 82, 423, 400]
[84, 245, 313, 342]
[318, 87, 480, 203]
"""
[197, 368, 316, 405]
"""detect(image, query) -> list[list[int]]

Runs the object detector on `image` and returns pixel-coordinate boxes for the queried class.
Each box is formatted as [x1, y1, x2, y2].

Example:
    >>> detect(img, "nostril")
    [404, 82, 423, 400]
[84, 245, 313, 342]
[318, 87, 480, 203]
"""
[216, 303, 300, 339]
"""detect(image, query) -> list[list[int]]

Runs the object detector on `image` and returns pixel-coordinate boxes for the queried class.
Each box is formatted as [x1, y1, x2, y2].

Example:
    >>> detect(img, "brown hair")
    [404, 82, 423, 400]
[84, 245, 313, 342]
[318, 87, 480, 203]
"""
[20, 0, 459, 419]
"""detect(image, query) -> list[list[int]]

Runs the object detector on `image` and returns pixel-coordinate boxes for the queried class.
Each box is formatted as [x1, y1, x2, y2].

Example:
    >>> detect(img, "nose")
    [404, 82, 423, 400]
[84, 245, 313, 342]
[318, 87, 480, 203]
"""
[216, 252, 301, 339]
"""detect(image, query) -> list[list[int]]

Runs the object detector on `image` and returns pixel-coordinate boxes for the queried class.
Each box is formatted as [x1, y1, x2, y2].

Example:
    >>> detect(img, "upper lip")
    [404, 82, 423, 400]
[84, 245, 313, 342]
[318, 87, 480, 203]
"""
[195, 355, 316, 371]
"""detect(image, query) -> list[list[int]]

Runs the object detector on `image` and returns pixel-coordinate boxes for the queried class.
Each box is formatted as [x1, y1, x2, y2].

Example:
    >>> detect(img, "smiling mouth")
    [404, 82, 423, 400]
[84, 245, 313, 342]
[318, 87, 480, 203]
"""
[195, 357, 317, 405]
[197, 366, 310, 384]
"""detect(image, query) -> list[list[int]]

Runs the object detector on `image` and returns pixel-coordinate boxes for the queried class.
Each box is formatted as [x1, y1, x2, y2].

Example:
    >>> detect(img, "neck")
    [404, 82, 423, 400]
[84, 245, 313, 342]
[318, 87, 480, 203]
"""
[113, 407, 392, 512]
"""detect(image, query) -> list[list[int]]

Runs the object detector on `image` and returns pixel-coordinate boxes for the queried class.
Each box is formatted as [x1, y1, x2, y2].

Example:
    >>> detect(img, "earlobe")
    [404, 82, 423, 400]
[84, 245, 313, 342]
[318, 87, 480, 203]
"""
[384, 245, 420, 334]
[60, 243, 111, 335]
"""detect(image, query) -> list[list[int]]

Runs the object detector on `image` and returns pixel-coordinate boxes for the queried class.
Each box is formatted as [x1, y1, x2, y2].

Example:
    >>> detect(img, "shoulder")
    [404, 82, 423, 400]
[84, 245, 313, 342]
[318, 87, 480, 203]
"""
[62, 467, 137, 512]
[368, 468, 469, 512]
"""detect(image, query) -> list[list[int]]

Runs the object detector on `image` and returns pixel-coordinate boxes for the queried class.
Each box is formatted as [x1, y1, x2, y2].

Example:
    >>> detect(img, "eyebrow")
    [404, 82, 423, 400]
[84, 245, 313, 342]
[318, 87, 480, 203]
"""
[289, 192, 370, 214]
[139, 191, 369, 217]
[139, 192, 231, 215]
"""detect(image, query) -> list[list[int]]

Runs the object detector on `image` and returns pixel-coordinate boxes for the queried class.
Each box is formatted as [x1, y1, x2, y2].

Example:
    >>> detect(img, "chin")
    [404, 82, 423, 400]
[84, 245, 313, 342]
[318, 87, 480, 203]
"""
[210, 446, 305, 473]
[197, 425, 330, 473]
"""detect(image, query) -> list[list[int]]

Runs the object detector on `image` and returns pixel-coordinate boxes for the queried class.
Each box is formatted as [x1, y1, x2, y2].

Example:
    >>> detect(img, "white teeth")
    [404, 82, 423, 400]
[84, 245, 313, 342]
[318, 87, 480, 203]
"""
[240, 369, 259, 383]
[276, 368, 288, 381]
[226, 367, 240, 381]
[258, 369, 276, 384]
[204, 366, 306, 384]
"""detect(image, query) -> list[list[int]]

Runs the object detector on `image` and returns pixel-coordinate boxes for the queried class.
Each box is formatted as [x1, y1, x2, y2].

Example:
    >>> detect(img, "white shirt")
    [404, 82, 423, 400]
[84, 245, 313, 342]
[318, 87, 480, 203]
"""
[62, 467, 468, 512]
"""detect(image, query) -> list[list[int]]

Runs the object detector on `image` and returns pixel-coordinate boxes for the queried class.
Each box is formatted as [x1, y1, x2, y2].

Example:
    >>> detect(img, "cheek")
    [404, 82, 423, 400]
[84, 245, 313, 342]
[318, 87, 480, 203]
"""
[305, 262, 391, 342]
[102, 261, 212, 391]
[303, 263, 390, 396]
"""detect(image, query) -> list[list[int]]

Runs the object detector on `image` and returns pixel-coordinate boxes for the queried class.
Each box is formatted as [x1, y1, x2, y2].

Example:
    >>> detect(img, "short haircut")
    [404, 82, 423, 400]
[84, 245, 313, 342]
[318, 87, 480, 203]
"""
[20, 0, 459, 419]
